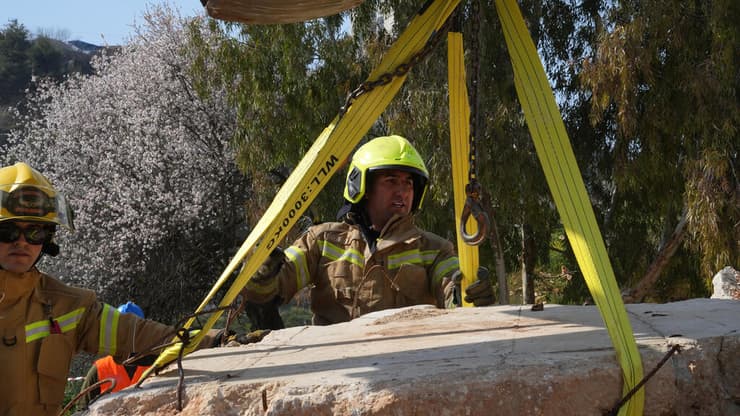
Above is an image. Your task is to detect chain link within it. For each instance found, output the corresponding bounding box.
[468,0,481,182]
[338,12,455,118]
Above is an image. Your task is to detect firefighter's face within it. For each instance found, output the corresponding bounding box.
[0,222,44,273]
[365,169,414,229]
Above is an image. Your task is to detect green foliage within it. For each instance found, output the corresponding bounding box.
[187,16,363,226]
[62,379,84,416]
[280,304,314,327]
[580,0,738,294]
[0,20,31,101]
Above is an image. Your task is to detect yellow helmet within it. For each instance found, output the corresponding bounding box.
[344,135,429,212]
[0,162,74,229]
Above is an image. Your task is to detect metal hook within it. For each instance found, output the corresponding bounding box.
[460,182,489,246]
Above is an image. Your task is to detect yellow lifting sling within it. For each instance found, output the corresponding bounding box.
[448,29,481,304]
[494,0,643,413]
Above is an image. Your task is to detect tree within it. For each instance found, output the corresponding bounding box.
[187,8,367,231]
[27,37,64,79]
[581,0,738,298]
[0,20,31,100]
[0,20,32,142]
[4,5,248,322]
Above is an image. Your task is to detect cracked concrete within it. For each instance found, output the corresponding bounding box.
[87,299,739,416]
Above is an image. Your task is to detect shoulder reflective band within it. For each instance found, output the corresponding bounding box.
[448,30,480,306]
[494,0,643,414]
[144,0,463,379]
[98,303,121,356]
[285,245,311,291]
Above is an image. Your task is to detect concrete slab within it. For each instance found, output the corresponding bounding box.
[87,299,739,416]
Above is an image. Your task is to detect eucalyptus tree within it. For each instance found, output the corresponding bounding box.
[187,11,368,235]
[580,0,738,299]
[4,5,248,322]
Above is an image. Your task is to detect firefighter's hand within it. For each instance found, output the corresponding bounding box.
[464,267,495,307]
[216,329,272,346]
[244,248,286,303]
[235,329,272,344]
[443,270,464,307]
[212,329,236,347]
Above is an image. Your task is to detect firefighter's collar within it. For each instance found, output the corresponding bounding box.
[0,268,40,307]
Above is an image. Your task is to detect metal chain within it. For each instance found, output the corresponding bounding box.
[58,378,117,416]
[468,0,481,182]
[605,344,682,416]
[338,12,455,118]
[460,0,490,246]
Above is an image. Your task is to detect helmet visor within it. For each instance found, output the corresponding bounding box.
[0,184,74,229]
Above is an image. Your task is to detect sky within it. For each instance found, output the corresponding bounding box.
[3,0,206,45]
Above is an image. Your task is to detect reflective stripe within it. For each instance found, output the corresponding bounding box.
[25,320,50,343]
[25,307,85,343]
[319,240,364,268]
[285,245,309,290]
[98,304,120,356]
[433,256,459,285]
[387,249,438,270]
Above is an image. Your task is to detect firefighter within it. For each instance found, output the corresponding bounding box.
[0,162,217,415]
[244,135,494,328]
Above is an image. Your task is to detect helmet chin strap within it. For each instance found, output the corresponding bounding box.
[31,253,44,268]
[31,241,59,267]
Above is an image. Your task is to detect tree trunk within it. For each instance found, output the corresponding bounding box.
[623,209,688,303]
[488,214,509,304]
[521,224,536,304]
[481,188,509,304]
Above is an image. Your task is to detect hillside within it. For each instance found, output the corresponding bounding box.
[0,20,109,143]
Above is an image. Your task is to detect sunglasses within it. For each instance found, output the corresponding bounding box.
[0,222,54,245]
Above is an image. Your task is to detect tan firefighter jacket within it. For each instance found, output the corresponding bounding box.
[0,268,183,416]
[247,213,460,325]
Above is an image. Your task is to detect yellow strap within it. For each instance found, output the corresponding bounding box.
[147,0,462,376]
[494,0,643,414]
[447,31,479,306]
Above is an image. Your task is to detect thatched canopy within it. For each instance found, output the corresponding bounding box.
[200,0,365,24]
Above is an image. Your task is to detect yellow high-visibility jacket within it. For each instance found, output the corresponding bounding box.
[247,214,460,325]
[0,268,176,416]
